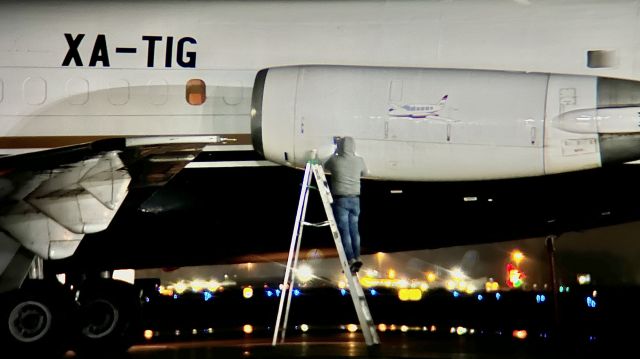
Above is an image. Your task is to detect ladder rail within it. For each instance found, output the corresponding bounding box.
[272,162,313,346]
[273,161,379,347]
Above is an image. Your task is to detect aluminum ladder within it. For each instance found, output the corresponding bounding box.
[272,160,380,346]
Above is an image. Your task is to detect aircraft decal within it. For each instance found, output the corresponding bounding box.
[388,94,449,119]
[62,33,197,68]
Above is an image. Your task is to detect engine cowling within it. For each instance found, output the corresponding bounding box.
[251,66,640,181]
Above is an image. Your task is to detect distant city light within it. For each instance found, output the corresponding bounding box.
[577,274,591,285]
[388,269,396,279]
[513,330,528,340]
[511,250,525,266]
[378,324,387,332]
[243,287,253,299]
[400,325,409,333]
[426,272,437,282]
[143,330,153,340]
[456,326,468,335]
[346,324,358,333]
[243,325,253,334]
[300,324,309,332]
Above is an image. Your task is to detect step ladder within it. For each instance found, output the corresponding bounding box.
[272,159,380,347]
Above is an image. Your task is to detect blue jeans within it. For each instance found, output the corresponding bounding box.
[332,196,361,262]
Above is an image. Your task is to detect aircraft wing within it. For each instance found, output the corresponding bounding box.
[0,135,232,265]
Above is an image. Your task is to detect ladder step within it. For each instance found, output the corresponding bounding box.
[302,221,331,227]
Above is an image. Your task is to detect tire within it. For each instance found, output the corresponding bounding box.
[75,279,142,353]
[0,279,75,357]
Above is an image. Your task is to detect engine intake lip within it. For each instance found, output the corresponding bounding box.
[250,69,268,159]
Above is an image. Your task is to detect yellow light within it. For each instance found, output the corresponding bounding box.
[512,250,525,266]
[513,330,528,340]
[360,276,376,288]
[451,267,465,280]
[192,329,197,335]
[174,281,188,295]
[158,286,174,296]
[456,326,468,335]
[388,269,396,279]
[300,324,309,332]
[398,288,422,301]
[206,280,220,292]
[389,324,397,331]
[400,325,409,333]
[426,272,437,282]
[378,324,387,332]
[420,283,429,292]
[338,281,346,289]
[243,287,253,299]
[346,324,358,333]
[143,330,153,340]
[243,325,253,334]
[430,325,436,332]
[190,279,206,292]
[446,280,457,291]
[465,285,476,294]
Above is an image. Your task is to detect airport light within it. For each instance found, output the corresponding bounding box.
[400,325,409,333]
[243,324,253,334]
[346,324,358,333]
[296,264,314,283]
[398,288,422,301]
[511,250,525,266]
[378,324,387,332]
[450,267,465,280]
[578,274,591,285]
[388,269,396,279]
[513,330,528,340]
[243,287,253,299]
[456,327,468,335]
[426,272,437,283]
[300,324,309,332]
[174,281,188,295]
[143,330,153,340]
[506,264,525,288]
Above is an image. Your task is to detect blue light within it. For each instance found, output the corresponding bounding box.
[586,296,597,308]
[370,289,378,296]
[340,289,347,296]
[495,293,501,300]
[536,294,541,304]
[203,291,213,302]
[145,297,150,303]
[293,289,301,296]
[559,286,564,293]
[173,294,178,300]
[477,294,483,301]
[266,290,274,297]
[453,291,460,298]
[275,289,281,297]
[540,294,546,302]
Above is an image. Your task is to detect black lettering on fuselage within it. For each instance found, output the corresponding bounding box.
[89,34,110,67]
[165,36,174,67]
[177,37,197,68]
[142,35,162,67]
[62,33,85,66]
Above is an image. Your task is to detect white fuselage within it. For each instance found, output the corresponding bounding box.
[2,0,640,177]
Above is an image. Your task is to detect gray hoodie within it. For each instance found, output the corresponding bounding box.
[323,136,368,196]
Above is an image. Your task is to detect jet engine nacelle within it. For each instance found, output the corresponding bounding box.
[251,66,640,181]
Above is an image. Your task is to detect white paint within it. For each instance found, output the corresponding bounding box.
[185,160,279,168]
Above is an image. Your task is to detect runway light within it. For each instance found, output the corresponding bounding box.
[243,324,253,334]
[495,293,501,300]
[586,297,597,308]
[340,289,347,296]
[378,324,387,332]
[477,294,484,301]
[296,264,314,283]
[389,324,397,331]
[513,330,528,340]
[578,274,591,285]
[293,288,301,296]
[456,327,468,335]
[266,290,274,297]
[192,329,198,335]
[430,325,437,332]
[453,291,460,298]
[143,330,153,340]
[275,289,281,297]
[174,281,188,295]
[400,325,409,333]
[203,291,213,302]
[370,289,378,296]
[207,328,213,334]
[346,324,358,333]
[243,287,253,299]
[300,324,309,332]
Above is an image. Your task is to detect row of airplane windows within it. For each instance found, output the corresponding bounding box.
[0,78,208,106]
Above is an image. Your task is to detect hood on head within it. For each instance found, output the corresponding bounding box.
[337,136,356,156]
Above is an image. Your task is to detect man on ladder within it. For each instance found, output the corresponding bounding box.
[324,136,368,274]
[272,136,378,347]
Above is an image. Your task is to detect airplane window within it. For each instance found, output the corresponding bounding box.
[587,50,615,68]
[186,79,206,105]
[598,77,640,107]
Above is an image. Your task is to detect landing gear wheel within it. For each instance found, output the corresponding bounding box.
[75,279,142,354]
[0,280,75,357]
